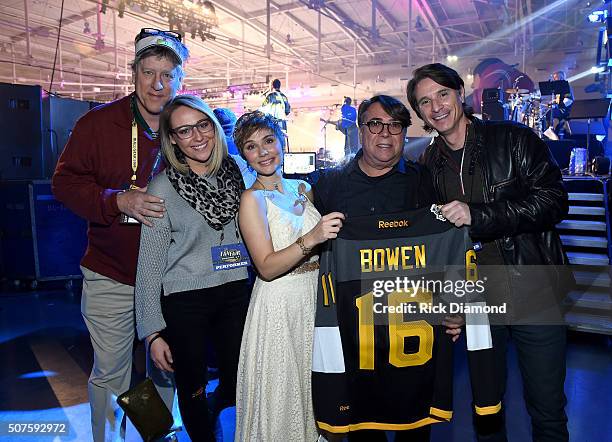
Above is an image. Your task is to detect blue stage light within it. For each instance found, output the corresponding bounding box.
[18,370,58,379]
[588,10,607,23]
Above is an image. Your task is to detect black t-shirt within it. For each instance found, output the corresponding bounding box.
[313,151,436,218]
[433,133,505,267]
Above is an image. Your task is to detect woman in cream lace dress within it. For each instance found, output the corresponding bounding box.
[233,111,344,441]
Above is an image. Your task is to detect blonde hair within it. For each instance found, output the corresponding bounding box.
[159,95,227,176]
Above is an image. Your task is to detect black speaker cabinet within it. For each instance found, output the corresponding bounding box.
[0,83,43,180]
[42,96,90,178]
[0,83,91,180]
[0,180,87,282]
[482,87,504,103]
[482,101,509,121]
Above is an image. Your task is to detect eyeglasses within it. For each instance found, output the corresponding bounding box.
[171,119,214,139]
[136,28,182,43]
[361,120,405,135]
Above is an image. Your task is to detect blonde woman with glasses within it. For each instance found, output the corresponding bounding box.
[134,95,251,442]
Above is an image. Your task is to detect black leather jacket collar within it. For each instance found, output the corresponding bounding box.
[422,116,570,268]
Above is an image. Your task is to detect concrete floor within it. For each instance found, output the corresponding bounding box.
[0,284,610,441]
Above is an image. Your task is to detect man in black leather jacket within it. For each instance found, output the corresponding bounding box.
[406,63,570,442]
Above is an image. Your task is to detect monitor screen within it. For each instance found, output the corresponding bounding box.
[283,152,316,174]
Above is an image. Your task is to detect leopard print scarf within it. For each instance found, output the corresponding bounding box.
[166,153,245,232]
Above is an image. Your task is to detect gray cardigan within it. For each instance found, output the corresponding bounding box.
[135,170,248,340]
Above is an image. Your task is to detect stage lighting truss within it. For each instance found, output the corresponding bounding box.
[115,0,219,41]
[193,82,269,101]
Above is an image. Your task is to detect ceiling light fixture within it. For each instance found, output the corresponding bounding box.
[116,0,218,42]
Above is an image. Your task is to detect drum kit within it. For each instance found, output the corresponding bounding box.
[505,87,552,138]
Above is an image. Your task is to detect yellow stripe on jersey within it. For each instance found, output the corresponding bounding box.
[474,402,502,415]
[327,273,336,303]
[321,274,329,306]
[430,407,453,420]
[317,413,451,433]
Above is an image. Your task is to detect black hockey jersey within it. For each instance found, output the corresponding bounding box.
[312,207,495,433]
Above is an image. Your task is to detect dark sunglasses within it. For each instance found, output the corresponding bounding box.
[136,28,182,43]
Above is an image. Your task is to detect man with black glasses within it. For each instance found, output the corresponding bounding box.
[313,95,462,442]
[52,29,188,442]
[314,95,433,218]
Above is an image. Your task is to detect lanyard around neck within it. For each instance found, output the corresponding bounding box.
[130,119,138,189]
[129,95,164,189]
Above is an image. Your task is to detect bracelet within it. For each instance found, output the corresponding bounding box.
[147,333,163,350]
[295,235,313,256]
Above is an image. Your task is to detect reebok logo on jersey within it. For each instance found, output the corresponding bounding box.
[378,219,410,229]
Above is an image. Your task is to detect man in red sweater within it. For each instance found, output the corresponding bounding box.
[52,29,188,442]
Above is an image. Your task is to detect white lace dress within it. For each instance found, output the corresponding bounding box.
[235,192,321,442]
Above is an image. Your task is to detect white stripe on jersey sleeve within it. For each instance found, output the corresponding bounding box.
[312,326,346,373]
